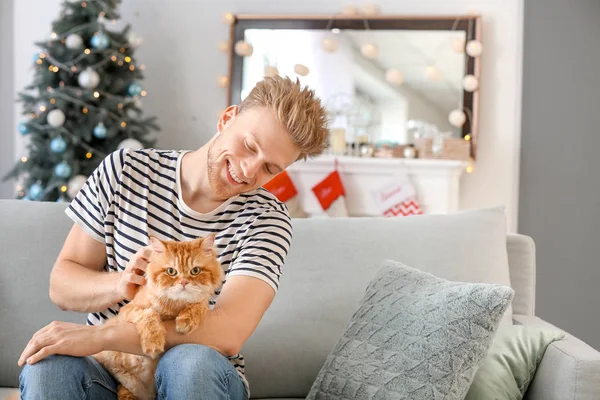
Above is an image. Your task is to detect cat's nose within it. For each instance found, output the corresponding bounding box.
[180,280,188,287]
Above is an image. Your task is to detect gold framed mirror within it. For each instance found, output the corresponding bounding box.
[226,14,481,159]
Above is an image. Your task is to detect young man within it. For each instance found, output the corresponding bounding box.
[17,76,329,399]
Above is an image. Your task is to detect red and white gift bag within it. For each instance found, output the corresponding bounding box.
[263,171,308,218]
[371,175,423,217]
[311,170,348,217]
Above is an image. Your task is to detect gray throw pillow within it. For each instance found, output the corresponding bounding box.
[306,259,515,400]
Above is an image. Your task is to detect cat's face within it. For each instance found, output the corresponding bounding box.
[146,234,224,302]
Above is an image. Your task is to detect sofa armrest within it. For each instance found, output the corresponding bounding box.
[513,315,600,400]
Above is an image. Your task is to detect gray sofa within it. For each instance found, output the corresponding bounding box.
[0,200,599,399]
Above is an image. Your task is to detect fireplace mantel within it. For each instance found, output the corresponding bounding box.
[286,155,468,217]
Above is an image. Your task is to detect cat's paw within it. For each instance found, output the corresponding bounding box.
[176,314,199,335]
[140,330,166,359]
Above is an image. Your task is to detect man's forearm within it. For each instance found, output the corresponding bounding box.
[102,308,240,358]
[50,261,120,313]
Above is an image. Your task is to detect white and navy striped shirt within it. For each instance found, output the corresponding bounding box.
[65,148,293,391]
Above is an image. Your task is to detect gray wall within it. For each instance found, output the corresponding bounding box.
[0,0,14,198]
[520,0,600,350]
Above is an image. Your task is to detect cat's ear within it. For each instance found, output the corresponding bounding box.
[200,233,216,256]
[150,236,166,254]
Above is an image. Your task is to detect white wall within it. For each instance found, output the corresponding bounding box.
[9,0,523,231]
[0,0,14,198]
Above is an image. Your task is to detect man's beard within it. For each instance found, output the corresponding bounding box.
[206,140,235,199]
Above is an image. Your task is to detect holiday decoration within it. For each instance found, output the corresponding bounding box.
[93,123,107,139]
[360,43,378,59]
[234,40,253,57]
[449,109,467,127]
[118,138,143,149]
[127,82,143,97]
[91,32,110,50]
[322,37,339,53]
[263,171,308,218]
[370,176,423,217]
[462,74,479,92]
[18,123,29,135]
[47,109,66,128]
[466,40,483,57]
[54,161,72,179]
[50,137,67,153]
[452,37,465,53]
[264,66,279,77]
[385,68,404,85]
[3,0,158,201]
[67,175,87,199]
[311,168,348,218]
[294,64,310,76]
[78,67,100,89]
[65,33,83,49]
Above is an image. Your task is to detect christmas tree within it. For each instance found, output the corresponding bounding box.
[4,0,159,202]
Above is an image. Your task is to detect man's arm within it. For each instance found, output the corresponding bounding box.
[102,275,275,357]
[50,223,148,313]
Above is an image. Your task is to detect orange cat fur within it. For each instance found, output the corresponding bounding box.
[92,234,224,400]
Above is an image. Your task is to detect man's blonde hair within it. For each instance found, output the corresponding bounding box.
[239,76,329,161]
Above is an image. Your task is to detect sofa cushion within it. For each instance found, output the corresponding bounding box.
[306,259,514,400]
[465,325,565,399]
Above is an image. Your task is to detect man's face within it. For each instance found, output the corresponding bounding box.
[206,105,301,200]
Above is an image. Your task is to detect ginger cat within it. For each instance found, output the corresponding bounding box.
[92,234,224,400]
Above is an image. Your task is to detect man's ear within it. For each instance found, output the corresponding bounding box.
[217,105,239,133]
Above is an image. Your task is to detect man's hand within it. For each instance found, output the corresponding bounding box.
[18,321,110,366]
[113,246,152,302]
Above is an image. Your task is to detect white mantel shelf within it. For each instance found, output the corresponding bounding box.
[287,155,468,217]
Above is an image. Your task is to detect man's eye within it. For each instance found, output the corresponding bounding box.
[264,165,273,174]
[245,140,255,153]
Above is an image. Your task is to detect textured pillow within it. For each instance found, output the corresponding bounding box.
[306,259,515,400]
[465,325,565,399]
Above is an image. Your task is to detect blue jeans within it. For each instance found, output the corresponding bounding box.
[19,344,248,400]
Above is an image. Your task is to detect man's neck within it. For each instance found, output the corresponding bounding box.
[180,146,225,214]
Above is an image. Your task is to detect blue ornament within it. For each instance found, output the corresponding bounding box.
[54,162,72,179]
[32,51,41,62]
[91,33,110,50]
[127,82,143,97]
[50,137,67,153]
[29,183,44,200]
[18,123,29,135]
[93,123,107,139]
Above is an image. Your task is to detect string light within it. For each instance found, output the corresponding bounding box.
[139,65,146,70]
[118,61,124,66]
[51,32,58,39]
[466,165,474,174]
[84,49,91,55]
[18,191,25,197]
[111,55,117,62]
[16,185,22,191]
[61,39,66,44]
[129,65,135,71]
[124,56,131,63]
[36,59,43,65]
[50,98,56,104]
[52,66,59,72]
[465,134,472,141]
[117,103,123,109]
[81,1,87,8]
[39,53,46,59]
[39,105,47,112]
[82,107,89,114]
[71,66,78,72]
[48,65,54,71]
[47,86,53,92]
[93,91,100,98]
[140,91,147,97]
[86,152,93,159]
[21,156,28,163]
[99,11,105,18]
[61,185,68,192]
[120,121,127,128]
[59,81,65,87]
[119,48,126,53]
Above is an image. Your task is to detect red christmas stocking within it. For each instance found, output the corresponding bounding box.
[370,175,423,217]
[263,171,308,218]
[312,170,348,217]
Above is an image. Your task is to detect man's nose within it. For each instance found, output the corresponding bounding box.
[241,157,261,180]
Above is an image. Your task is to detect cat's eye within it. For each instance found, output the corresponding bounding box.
[166,268,178,276]
[190,267,201,276]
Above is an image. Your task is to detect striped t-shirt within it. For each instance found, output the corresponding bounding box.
[65,148,293,392]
